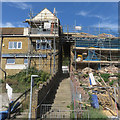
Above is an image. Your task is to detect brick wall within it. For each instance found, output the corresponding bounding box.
[31,72,63,118]
[2,37,28,54]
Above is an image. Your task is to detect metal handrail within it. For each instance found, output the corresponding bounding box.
[7,84,37,119]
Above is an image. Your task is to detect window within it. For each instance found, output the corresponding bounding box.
[36,40,51,50]
[18,42,22,49]
[24,58,28,64]
[7,58,15,64]
[8,42,22,49]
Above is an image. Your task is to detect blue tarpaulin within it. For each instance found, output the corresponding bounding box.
[0,101,20,120]
[91,94,99,109]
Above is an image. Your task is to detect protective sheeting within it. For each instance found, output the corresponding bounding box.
[89,73,97,86]
[91,94,99,109]
[44,22,51,29]
[6,84,13,102]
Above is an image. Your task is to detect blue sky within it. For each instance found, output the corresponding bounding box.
[2,2,118,34]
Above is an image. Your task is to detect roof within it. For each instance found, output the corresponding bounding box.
[72,32,98,38]
[1,28,24,35]
[98,33,115,38]
[25,8,58,22]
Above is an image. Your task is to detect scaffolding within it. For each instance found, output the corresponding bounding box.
[25,8,59,75]
[61,25,120,70]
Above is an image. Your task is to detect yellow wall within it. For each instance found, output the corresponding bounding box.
[2,37,29,54]
[1,36,59,79]
[1,58,25,77]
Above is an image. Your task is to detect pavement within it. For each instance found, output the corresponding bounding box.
[0,92,22,111]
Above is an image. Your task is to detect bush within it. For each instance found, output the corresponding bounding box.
[109,80,114,86]
[98,79,102,82]
[0,79,4,83]
[101,73,110,82]
[5,67,50,92]
[84,74,89,78]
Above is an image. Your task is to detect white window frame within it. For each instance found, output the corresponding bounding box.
[36,40,51,50]
[7,58,15,64]
[8,41,22,49]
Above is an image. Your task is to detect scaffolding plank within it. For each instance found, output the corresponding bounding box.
[74,47,120,51]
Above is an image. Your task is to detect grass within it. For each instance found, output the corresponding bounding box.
[2,67,50,93]
[87,107,108,119]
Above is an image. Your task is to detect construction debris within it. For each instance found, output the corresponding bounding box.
[99,65,118,74]
[72,65,119,117]
[81,67,95,74]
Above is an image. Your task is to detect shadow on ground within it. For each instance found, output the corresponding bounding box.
[36,73,69,118]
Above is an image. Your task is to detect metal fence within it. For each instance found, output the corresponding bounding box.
[39,104,89,119]
[70,69,119,119]
[62,25,118,37]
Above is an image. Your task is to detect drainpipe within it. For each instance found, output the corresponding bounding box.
[0,35,3,70]
[0,67,6,80]
[0,35,6,80]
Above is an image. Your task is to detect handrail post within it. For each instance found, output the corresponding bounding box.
[7,102,11,119]
[35,108,37,120]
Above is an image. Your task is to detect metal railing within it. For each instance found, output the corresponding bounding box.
[70,69,119,119]
[62,25,118,37]
[7,84,36,119]
[29,28,59,35]
[39,104,89,119]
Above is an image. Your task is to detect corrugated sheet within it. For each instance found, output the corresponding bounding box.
[1,28,24,35]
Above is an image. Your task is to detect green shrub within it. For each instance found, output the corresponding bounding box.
[67,105,70,108]
[101,73,110,82]
[0,79,4,83]
[5,67,50,92]
[98,79,102,82]
[84,74,89,78]
[109,80,114,86]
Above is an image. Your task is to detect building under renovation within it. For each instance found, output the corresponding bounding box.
[0,8,120,79]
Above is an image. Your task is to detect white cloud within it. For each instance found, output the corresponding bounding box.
[9,2,32,10]
[0,21,28,27]
[76,10,110,21]
[18,24,26,27]
[76,10,88,16]
[89,15,110,21]
[0,22,15,27]
[92,21,118,30]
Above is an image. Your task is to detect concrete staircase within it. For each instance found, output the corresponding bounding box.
[53,77,71,109]
[44,77,72,118]
[15,109,29,119]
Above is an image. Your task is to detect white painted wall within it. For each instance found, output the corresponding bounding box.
[24,28,28,36]
[33,8,57,21]
[5,64,28,69]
